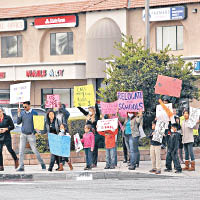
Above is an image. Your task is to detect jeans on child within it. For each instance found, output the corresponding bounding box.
[166,149,182,171]
[84,148,92,168]
[106,148,115,167]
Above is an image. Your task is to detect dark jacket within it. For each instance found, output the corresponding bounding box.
[166,132,180,153]
[148,130,161,146]
[77,103,100,132]
[56,108,70,132]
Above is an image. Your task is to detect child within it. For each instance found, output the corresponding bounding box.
[164,123,182,173]
[81,124,95,170]
[98,115,118,169]
[149,120,162,174]
[57,124,73,171]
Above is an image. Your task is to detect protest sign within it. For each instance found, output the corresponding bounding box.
[117,91,144,117]
[48,133,71,157]
[97,118,118,132]
[152,120,166,143]
[33,115,44,130]
[74,85,95,107]
[100,101,118,115]
[45,94,60,108]
[188,107,200,128]
[155,75,182,97]
[74,133,83,153]
[10,82,31,104]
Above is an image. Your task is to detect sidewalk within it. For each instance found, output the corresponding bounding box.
[0,159,200,181]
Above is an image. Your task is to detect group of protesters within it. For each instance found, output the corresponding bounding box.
[0,97,199,174]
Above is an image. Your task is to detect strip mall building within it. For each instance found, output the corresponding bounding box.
[0,0,200,107]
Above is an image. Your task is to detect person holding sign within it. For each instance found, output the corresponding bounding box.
[77,103,101,168]
[181,110,200,171]
[119,111,143,170]
[0,107,19,171]
[16,101,46,172]
[97,115,118,169]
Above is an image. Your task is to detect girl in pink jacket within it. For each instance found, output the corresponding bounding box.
[81,124,95,170]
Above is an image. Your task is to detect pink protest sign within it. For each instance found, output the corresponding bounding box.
[117,91,144,117]
[155,75,182,98]
[45,95,60,108]
[100,101,118,115]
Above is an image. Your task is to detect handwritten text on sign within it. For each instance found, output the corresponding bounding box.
[100,101,118,115]
[10,82,31,104]
[74,85,95,107]
[117,91,144,116]
[97,118,118,132]
[45,94,60,108]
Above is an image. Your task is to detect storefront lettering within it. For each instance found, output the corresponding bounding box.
[26,69,64,78]
[49,69,64,77]
[0,72,6,79]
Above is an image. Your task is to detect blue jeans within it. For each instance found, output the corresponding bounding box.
[106,148,115,167]
[184,143,195,161]
[126,135,140,167]
[84,148,92,168]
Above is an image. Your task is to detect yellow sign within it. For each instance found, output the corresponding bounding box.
[74,84,95,107]
[33,115,45,130]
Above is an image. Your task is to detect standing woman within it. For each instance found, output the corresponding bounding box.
[119,111,143,170]
[0,107,19,171]
[181,110,199,171]
[78,103,100,167]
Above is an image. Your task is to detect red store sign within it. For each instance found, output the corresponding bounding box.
[26,69,64,78]
[34,15,78,29]
[0,72,6,79]
[0,20,26,32]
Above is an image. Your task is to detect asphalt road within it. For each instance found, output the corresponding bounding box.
[0,176,200,200]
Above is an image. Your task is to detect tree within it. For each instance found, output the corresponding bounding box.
[98,35,199,117]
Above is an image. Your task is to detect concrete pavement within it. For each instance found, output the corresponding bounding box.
[0,159,200,181]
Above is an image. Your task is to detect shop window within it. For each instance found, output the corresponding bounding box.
[41,88,74,108]
[1,35,22,58]
[50,32,73,55]
[156,26,183,51]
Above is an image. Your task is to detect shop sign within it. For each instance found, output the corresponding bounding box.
[34,15,78,29]
[26,69,64,78]
[0,19,26,32]
[0,100,10,104]
[194,61,200,72]
[143,6,186,22]
[0,72,6,79]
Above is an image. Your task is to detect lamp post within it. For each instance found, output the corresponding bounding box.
[145,0,150,50]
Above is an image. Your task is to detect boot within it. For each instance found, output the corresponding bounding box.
[0,166,4,171]
[68,161,73,170]
[14,159,19,169]
[57,163,64,171]
[183,160,190,171]
[188,161,195,171]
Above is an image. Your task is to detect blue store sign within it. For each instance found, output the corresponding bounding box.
[194,61,200,72]
[143,6,187,22]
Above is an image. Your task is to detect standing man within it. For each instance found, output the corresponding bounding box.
[16,101,46,171]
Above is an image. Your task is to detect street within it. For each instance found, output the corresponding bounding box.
[0,176,200,200]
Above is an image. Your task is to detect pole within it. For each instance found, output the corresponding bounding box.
[145,0,150,50]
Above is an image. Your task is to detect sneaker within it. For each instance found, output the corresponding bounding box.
[149,169,157,173]
[155,170,161,174]
[84,167,89,170]
[123,160,127,163]
[16,167,24,172]
[0,166,4,171]
[110,166,115,169]
[41,164,46,170]
[48,168,52,172]
[104,166,110,169]
[128,166,136,170]
[164,168,172,172]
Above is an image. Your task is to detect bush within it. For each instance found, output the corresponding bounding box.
[36,134,49,153]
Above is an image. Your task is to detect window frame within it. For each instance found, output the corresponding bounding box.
[156,25,183,51]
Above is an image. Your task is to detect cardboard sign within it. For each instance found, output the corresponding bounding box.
[117,91,144,117]
[74,133,83,153]
[48,133,71,157]
[74,85,95,107]
[10,82,31,104]
[155,75,182,97]
[97,118,118,132]
[33,115,44,130]
[100,101,118,115]
[45,94,60,108]
[188,107,200,128]
[152,120,166,143]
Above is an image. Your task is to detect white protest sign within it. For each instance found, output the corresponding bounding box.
[188,107,200,128]
[10,82,31,104]
[97,118,118,132]
[74,133,83,153]
[152,120,166,143]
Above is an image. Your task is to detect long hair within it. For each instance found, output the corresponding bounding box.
[46,109,56,125]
